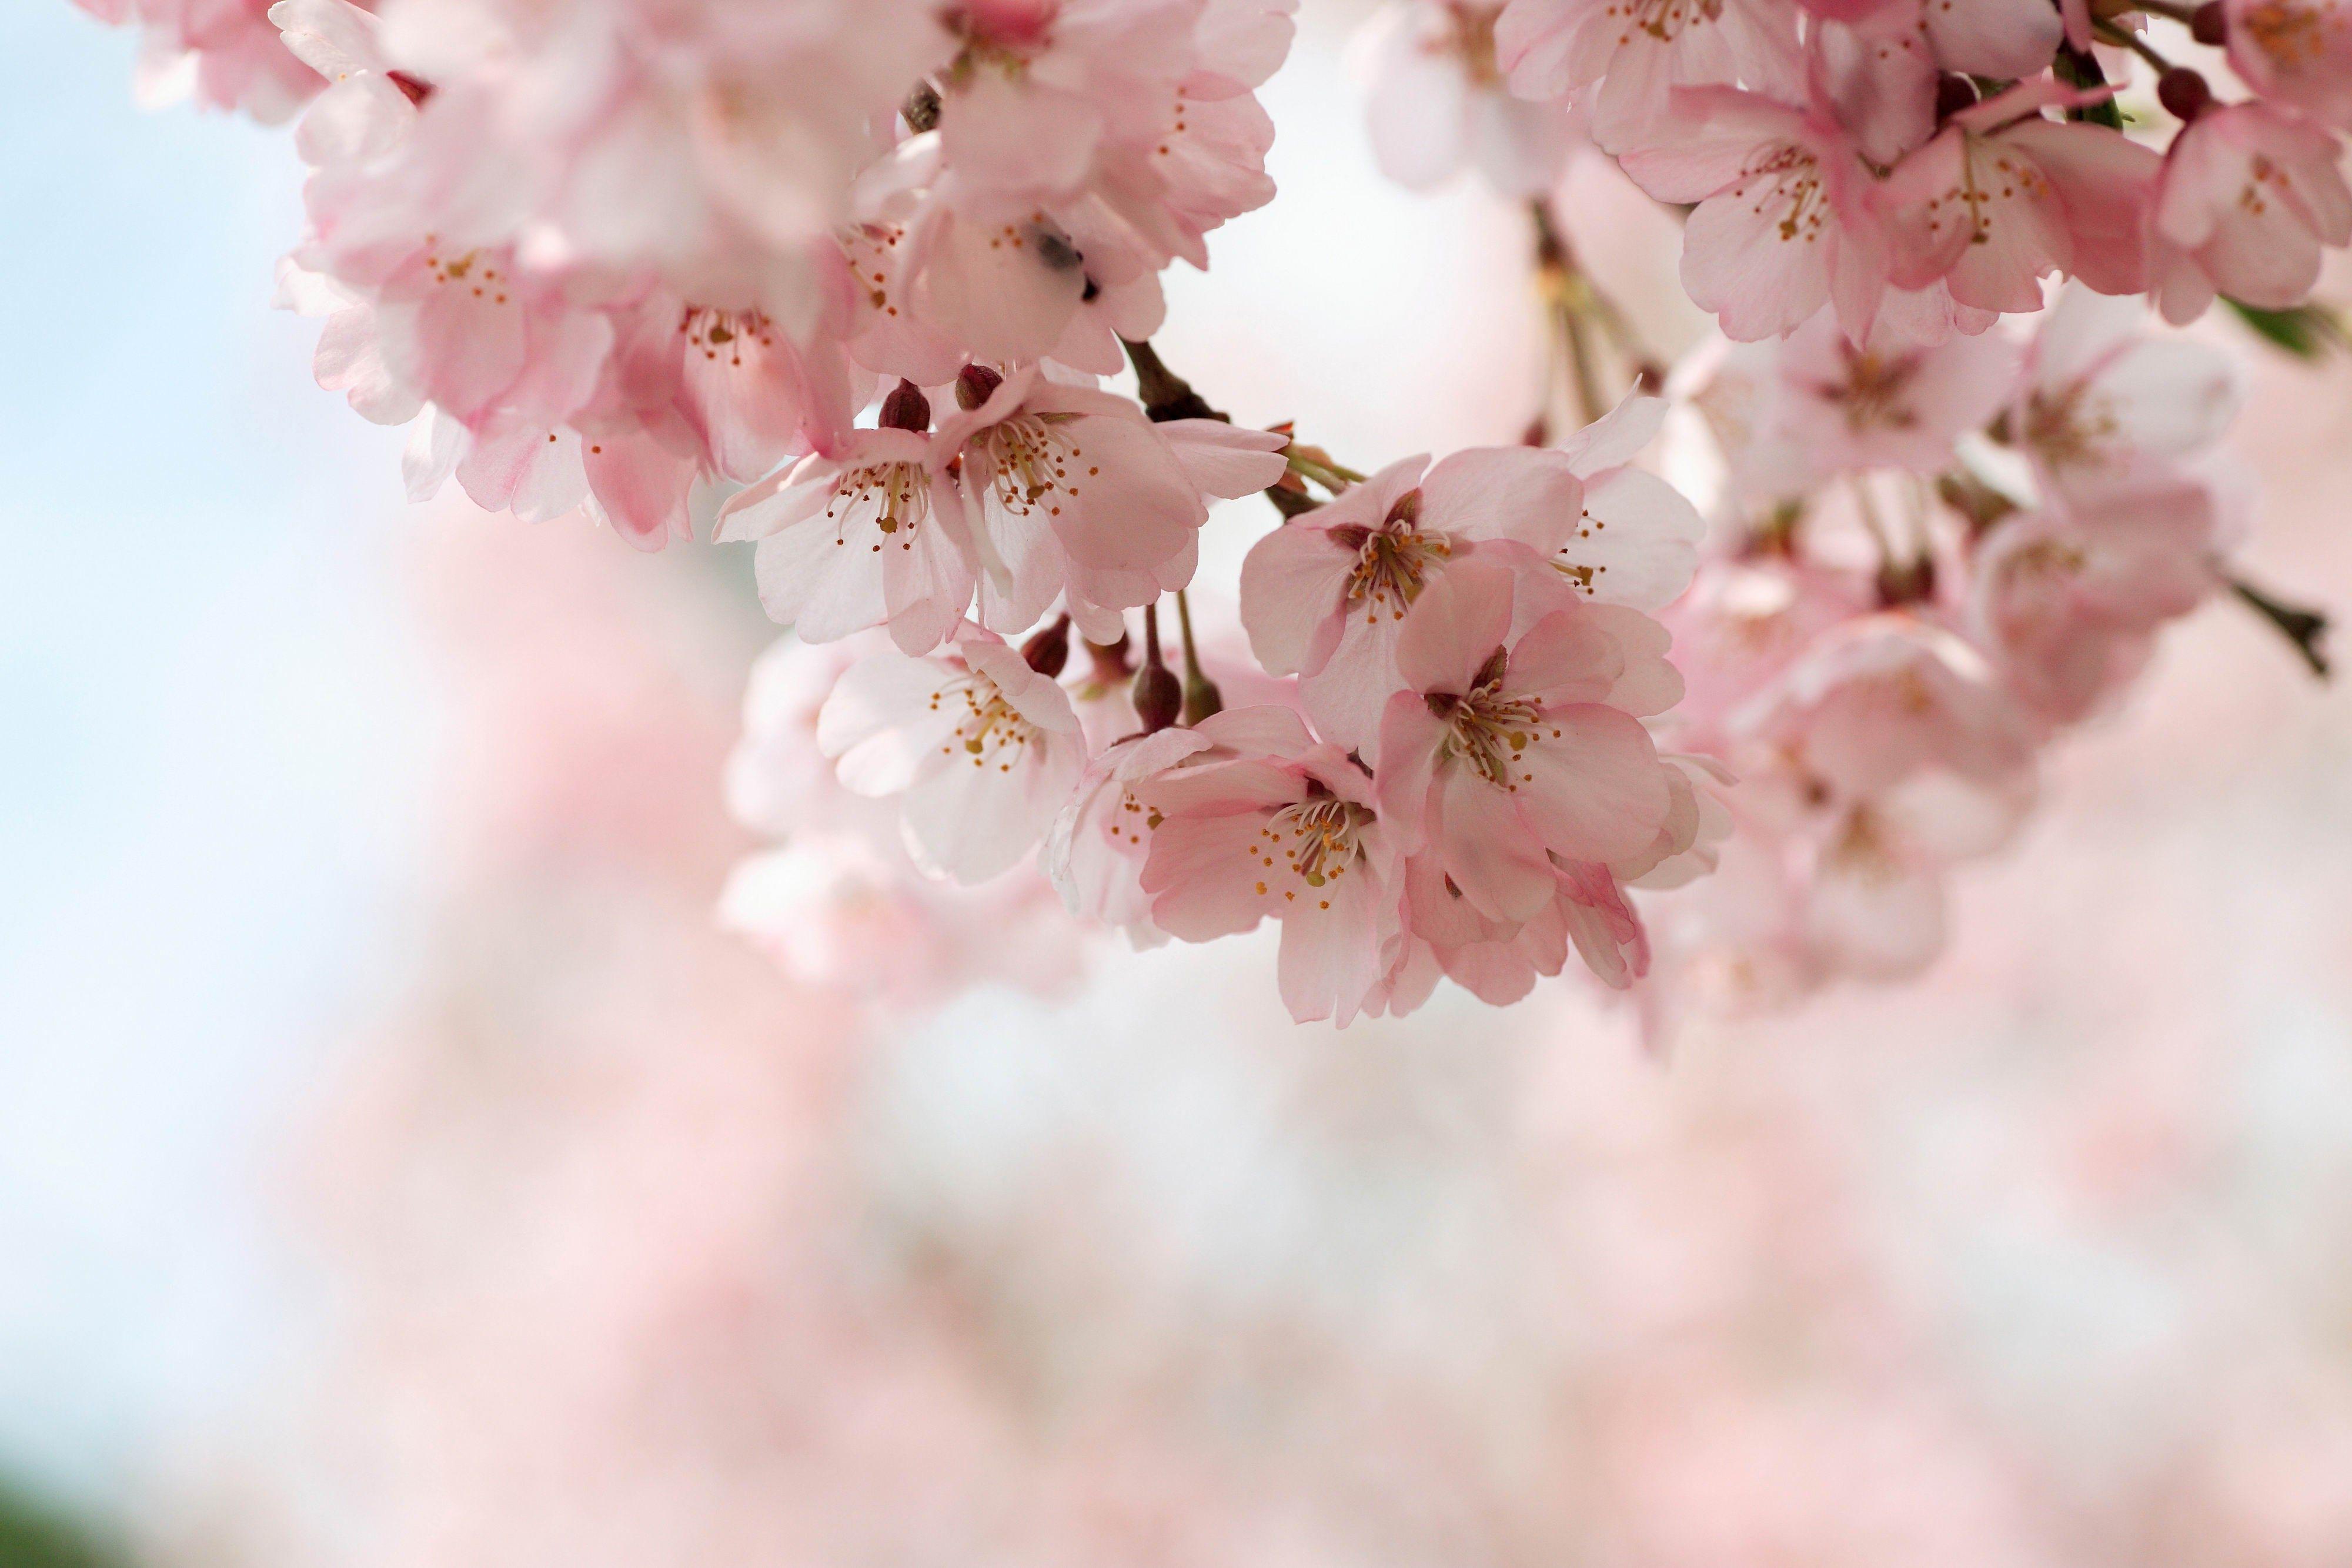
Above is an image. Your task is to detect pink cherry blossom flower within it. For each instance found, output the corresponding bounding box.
[2226,0,2352,131]
[602,289,864,489]
[1970,482,2221,723]
[1738,613,2033,804]
[1044,699,1328,944]
[1374,559,1681,925]
[2013,285,2239,504]
[1656,557,1874,743]
[2150,102,2352,324]
[1043,724,1221,944]
[1617,85,1892,343]
[844,0,1290,375]
[716,416,980,657]
[370,0,954,326]
[1765,306,2021,478]
[1134,706,1408,1024]
[938,364,1287,641]
[1549,394,1708,610]
[1880,81,2161,313]
[1240,450,1559,756]
[816,628,1087,883]
[105,0,329,122]
[1495,0,1806,152]
[1352,1,1583,194]
[1777,762,2031,978]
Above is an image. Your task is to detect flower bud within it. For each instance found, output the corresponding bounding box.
[955,363,1004,410]
[2191,1,2227,45]
[1132,662,1183,733]
[1021,615,1071,678]
[2159,67,2211,123]
[1182,667,1223,725]
[879,379,931,433]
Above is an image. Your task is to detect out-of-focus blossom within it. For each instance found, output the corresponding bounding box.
[1352,1,1583,193]
[2151,102,2352,323]
[1495,0,1805,151]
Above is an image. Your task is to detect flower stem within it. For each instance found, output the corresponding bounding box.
[2094,19,2176,73]
[2229,575,2333,678]
[1173,589,1222,722]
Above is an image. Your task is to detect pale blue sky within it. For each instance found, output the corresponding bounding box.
[0,1,436,1512]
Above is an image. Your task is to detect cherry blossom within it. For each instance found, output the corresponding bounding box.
[716,394,978,657]
[938,363,1288,641]
[1374,559,1681,925]
[1241,406,1690,757]
[1765,306,2020,479]
[2226,0,2352,130]
[817,627,1087,884]
[1618,83,1893,342]
[85,0,2340,1024]
[2151,102,2352,323]
[1134,706,1408,1024]
[1495,0,1806,151]
[1970,483,2222,723]
[1352,0,1583,193]
[2012,285,2239,504]
[1880,82,2160,314]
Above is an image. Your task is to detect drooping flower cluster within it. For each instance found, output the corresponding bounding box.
[245,0,1299,547]
[1642,282,2243,1012]
[77,0,2335,1026]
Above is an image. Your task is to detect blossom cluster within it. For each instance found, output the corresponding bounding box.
[77,0,2334,1027]
[1364,0,2352,337]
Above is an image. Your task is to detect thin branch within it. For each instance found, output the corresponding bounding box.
[2094,18,2176,73]
[2229,575,2332,678]
[1172,589,1222,721]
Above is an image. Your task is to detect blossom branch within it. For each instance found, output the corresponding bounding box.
[2229,576,2334,678]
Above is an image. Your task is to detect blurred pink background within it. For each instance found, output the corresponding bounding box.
[8,3,2352,1563]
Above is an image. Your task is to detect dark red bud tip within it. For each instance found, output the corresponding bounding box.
[2191,1,2228,46]
[880,379,931,432]
[954,363,1004,411]
[2159,67,2213,123]
[1132,663,1182,734]
[1021,615,1071,678]
[1933,71,1980,122]
[386,70,433,107]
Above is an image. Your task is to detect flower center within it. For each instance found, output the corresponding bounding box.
[1733,143,1826,245]
[681,306,773,366]
[829,462,931,552]
[2241,0,2334,68]
[1433,661,1549,790]
[1822,348,1923,434]
[930,674,1040,773]
[1608,0,1727,47]
[1254,793,1374,900]
[1339,521,1451,623]
[2020,385,2120,473]
[981,412,1089,521]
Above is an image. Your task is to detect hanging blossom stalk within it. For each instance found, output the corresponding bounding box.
[79,0,2337,1029]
